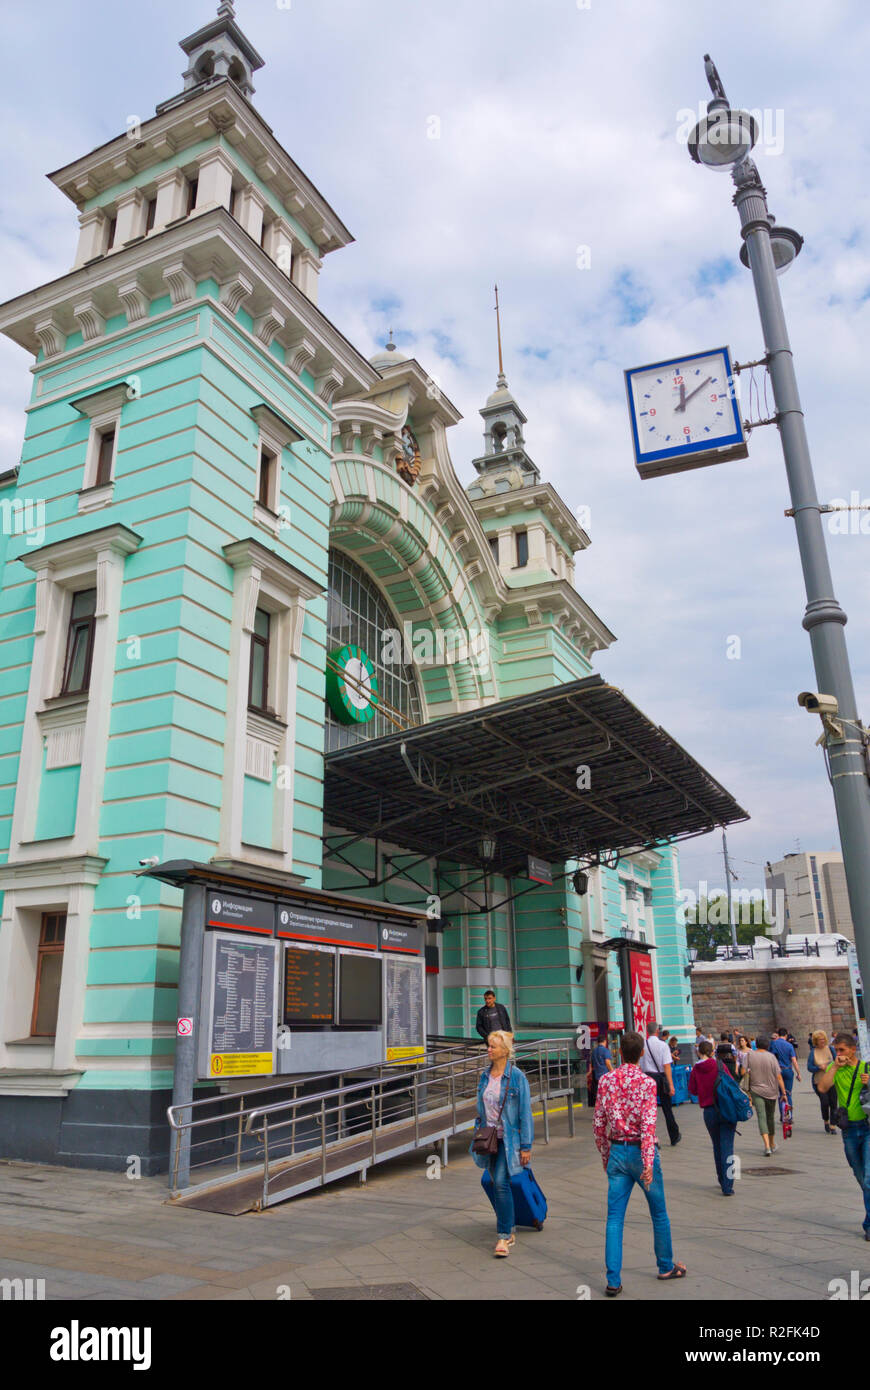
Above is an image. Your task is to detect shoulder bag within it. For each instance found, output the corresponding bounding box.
[833,1061,867,1129]
[473,1064,512,1155]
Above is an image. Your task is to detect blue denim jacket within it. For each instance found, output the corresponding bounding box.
[469,1062,534,1176]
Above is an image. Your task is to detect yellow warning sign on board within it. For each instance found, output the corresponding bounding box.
[210,1053,273,1077]
[386,1046,426,1063]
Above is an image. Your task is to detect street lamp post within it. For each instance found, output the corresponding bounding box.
[688,57,870,1045]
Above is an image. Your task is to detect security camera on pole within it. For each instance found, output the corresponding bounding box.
[683,56,870,1050]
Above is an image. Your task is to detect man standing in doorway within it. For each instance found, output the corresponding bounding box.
[815,1032,870,1240]
[475,989,512,1043]
[640,1025,681,1146]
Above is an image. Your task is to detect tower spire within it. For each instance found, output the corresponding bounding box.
[217,1,236,17]
[494,284,506,387]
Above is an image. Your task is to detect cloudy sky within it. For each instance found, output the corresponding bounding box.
[1,0,868,909]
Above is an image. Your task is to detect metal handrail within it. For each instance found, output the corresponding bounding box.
[166,1036,578,1205]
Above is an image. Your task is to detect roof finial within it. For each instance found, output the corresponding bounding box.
[217,0,235,19]
[494,284,506,387]
[386,327,396,352]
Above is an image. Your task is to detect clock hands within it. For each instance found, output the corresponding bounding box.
[675,375,712,412]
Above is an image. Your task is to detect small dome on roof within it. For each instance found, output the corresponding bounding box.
[370,334,408,371]
[485,372,517,408]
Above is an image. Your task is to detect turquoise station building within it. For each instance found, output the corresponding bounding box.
[0,4,744,1170]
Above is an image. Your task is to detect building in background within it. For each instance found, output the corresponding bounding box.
[765,852,855,942]
[0,3,743,1170]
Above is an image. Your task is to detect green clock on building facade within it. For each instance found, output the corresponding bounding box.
[325,646,379,724]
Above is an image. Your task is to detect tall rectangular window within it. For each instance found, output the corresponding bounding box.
[94,426,116,487]
[31,912,67,1037]
[60,589,97,696]
[186,177,199,215]
[145,197,157,232]
[258,445,277,510]
[248,608,271,712]
[489,536,500,563]
[515,530,528,568]
[105,215,117,251]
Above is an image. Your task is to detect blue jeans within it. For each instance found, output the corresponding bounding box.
[605,1145,674,1288]
[842,1120,870,1232]
[703,1106,736,1194]
[488,1140,515,1238]
[780,1068,794,1109]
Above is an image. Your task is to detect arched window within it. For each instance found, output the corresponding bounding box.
[326,549,422,752]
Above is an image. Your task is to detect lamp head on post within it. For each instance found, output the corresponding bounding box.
[688,55,758,171]
[739,218,804,275]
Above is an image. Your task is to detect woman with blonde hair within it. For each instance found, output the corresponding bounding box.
[807,1029,838,1134]
[469,1029,534,1257]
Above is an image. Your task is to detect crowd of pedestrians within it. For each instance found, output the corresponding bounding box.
[470,988,869,1291]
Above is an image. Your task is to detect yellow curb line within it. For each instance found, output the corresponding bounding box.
[531,1102,585,1118]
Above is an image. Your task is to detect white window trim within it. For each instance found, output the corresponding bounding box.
[220,538,322,871]
[250,402,301,536]
[0,854,106,1079]
[72,382,129,513]
[13,525,142,862]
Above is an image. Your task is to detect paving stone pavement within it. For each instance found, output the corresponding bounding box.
[0,1075,867,1302]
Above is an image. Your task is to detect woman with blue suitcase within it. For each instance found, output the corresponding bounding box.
[469,1030,539,1257]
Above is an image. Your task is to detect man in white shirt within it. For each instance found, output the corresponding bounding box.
[640,1026,682,1146]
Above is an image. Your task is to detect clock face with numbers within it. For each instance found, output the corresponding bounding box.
[625,346,748,480]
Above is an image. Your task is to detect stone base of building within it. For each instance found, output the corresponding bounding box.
[690,957,857,1043]
[0,1089,175,1175]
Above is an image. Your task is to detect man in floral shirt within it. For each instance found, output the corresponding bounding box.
[593,1030,686,1296]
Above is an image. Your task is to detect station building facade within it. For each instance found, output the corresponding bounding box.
[0,5,702,1169]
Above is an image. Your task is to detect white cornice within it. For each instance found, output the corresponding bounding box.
[17,522,142,575]
[222,536,324,604]
[469,480,590,553]
[0,209,378,401]
[47,81,353,255]
[0,853,108,892]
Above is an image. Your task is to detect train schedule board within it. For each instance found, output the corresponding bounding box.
[385,956,425,1062]
[283,943,336,1026]
[199,932,279,1079]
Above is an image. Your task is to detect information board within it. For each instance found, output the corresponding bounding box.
[276,904,377,949]
[385,956,425,1062]
[206,893,274,935]
[283,944,336,1025]
[380,922,422,955]
[201,933,278,1078]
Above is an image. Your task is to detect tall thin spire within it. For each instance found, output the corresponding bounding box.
[494,284,506,385]
[217,1,236,17]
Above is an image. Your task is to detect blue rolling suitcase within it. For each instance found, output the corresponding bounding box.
[481,1166,548,1230]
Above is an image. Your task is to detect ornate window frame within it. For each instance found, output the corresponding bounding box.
[13,524,142,861]
[220,537,322,870]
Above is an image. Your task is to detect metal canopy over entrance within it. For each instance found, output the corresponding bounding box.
[324,674,749,874]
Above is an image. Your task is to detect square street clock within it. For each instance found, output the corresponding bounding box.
[625,346,748,480]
